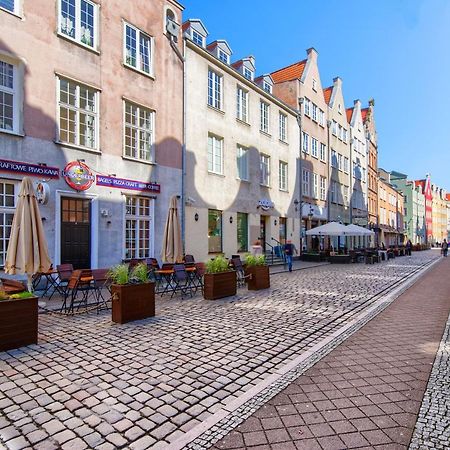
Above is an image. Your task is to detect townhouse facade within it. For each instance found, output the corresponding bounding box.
[0,0,184,269]
[447,193,450,241]
[431,183,447,244]
[415,177,433,244]
[183,20,301,262]
[271,49,329,251]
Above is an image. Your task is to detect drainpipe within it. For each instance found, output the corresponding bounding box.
[169,36,186,252]
[326,120,331,223]
[296,98,304,256]
[349,132,353,225]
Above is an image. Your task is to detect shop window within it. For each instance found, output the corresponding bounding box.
[0,180,16,267]
[125,196,153,259]
[237,212,248,252]
[208,209,222,253]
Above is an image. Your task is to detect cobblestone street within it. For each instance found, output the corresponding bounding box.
[0,253,443,449]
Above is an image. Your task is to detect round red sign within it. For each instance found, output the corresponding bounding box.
[62,161,94,191]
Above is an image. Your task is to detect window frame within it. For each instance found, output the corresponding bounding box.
[320,142,326,162]
[58,0,99,51]
[260,153,270,187]
[0,0,19,15]
[0,59,19,134]
[192,29,205,47]
[312,103,318,122]
[302,131,309,153]
[218,49,229,64]
[0,179,18,268]
[236,144,249,181]
[243,67,253,81]
[279,112,287,142]
[304,98,311,116]
[260,101,270,134]
[207,133,223,175]
[320,176,327,201]
[279,160,288,192]
[302,169,310,197]
[236,85,248,123]
[312,173,319,199]
[208,68,223,110]
[123,21,154,77]
[311,137,318,158]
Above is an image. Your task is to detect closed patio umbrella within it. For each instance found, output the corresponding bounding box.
[4,177,52,292]
[161,195,183,263]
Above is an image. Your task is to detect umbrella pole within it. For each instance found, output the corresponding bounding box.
[27,274,33,293]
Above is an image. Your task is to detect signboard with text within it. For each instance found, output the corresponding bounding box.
[0,158,59,179]
[96,175,161,194]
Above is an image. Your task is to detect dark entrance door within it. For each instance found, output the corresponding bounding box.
[279,217,287,245]
[61,197,91,269]
[259,216,267,253]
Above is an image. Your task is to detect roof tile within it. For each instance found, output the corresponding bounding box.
[346,107,354,123]
[323,87,333,105]
[271,60,307,83]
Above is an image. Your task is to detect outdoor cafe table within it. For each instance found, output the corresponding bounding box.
[155,266,198,296]
[32,269,62,299]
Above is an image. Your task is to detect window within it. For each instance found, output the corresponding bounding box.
[302,169,310,197]
[319,109,325,126]
[279,161,288,191]
[320,176,327,201]
[338,153,343,171]
[124,23,153,75]
[0,181,16,267]
[208,209,222,253]
[331,149,337,168]
[125,196,153,259]
[0,0,17,13]
[218,49,229,64]
[263,81,272,93]
[208,69,222,110]
[237,212,248,252]
[304,98,311,116]
[331,181,337,203]
[312,173,319,199]
[0,60,16,132]
[311,138,318,158]
[332,120,337,136]
[260,101,269,133]
[260,154,270,186]
[124,101,154,162]
[320,143,326,162]
[208,134,223,174]
[243,67,253,81]
[312,78,317,91]
[338,124,343,140]
[236,86,248,122]
[312,103,318,122]
[343,128,348,143]
[192,29,204,47]
[279,112,287,142]
[344,185,349,205]
[344,157,349,173]
[58,77,99,149]
[302,132,309,153]
[236,145,248,181]
[59,0,98,49]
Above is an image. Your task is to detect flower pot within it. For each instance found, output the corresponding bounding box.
[203,271,236,300]
[246,265,270,290]
[111,282,155,324]
[0,296,38,351]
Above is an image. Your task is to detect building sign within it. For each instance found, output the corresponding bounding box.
[96,175,161,194]
[257,199,274,211]
[63,161,94,191]
[0,158,59,179]
[36,182,50,205]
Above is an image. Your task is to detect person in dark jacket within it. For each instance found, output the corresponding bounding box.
[284,240,298,272]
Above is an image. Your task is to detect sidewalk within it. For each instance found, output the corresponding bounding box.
[213,257,450,449]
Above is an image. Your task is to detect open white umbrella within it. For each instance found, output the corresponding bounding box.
[305,221,350,236]
[345,224,375,236]
[4,177,52,292]
[161,195,183,263]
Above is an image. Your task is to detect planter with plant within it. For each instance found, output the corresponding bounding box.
[203,255,236,300]
[0,285,37,351]
[109,263,155,324]
[245,254,270,290]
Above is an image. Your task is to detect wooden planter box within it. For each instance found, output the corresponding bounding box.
[203,271,236,300]
[246,265,270,290]
[0,296,38,352]
[328,255,351,264]
[111,282,155,324]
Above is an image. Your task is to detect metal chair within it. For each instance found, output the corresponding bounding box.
[171,264,193,299]
[92,269,110,314]
[229,257,247,287]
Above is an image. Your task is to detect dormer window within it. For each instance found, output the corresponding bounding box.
[243,67,253,81]
[263,82,272,94]
[218,49,229,64]
[192,29,204,47]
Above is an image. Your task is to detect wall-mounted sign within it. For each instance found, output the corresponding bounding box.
[96,175,161,194]
[62,161,94,191]
[36,182,50,205]
[0,158,59,179]
[257,199,274,211]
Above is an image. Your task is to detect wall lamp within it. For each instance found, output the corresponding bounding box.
[274,219,277,226]
[194,213,199,222]
[229,216,233,224]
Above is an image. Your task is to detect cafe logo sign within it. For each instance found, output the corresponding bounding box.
[62,161,94,191]
[35,182,50,205]
[257,199,274,211]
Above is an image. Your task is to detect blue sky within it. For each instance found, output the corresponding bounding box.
[182,0,450,191]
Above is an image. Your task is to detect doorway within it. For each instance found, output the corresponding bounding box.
[279,217,287,245]
[61,197,91,269]
[259,216,267,253]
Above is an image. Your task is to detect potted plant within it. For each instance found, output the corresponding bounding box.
[203,255,236,300]
[245,254,270,290]
[0,288,38,352]
[109,263,155,324]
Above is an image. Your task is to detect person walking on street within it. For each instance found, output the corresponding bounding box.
[406,239,412,256]
[284,240,298,272]
[442,239,448,257]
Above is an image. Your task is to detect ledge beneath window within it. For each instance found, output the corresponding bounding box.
[0,7,22,19]
[279,139,289,146]
[122,156,157,166]
[207,105,225,115]
[57,32,101,55]
[208,171,225,178]
[54,140,102,155]
[236,118,250,127]
[122,63,155,80]
[0,129,25,138]
[259,130,272,138]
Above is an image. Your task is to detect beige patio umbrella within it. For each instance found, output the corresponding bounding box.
[161,195,183,263]
[4,177,52,292]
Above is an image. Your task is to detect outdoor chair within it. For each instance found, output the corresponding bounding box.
[62,269,95,314]
[193,262,205,293]
[183,254,196,267]
[55,263,74,299]
[92,269,110,314]
[171,264,194,299]
[229,257,248,287]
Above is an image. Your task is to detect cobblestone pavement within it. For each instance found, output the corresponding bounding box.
[0,252,439,449]
[409,293,450,449]
[212,256,450,450]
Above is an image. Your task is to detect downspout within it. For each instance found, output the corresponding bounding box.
[297,98,304,256]
[326,120,331,223]
[349,130,353,225]
[169,37,186,252]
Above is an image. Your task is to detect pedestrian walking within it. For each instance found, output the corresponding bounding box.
[405,239,412,256]
[441,239,448,257]
[284,240,298,272]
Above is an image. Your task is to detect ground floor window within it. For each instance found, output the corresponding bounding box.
[125,196,153,259]
[237,212,248,252]
[0,180,16,267]
[208,209,222,253]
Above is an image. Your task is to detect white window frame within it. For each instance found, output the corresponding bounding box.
[338,153,343,171]
[311,137,318,158]
[243,67,253,81]
[279,112,287,142]
[123,22,154,77]
[0,180,18,268]
[0,59,19,134]
[332,120,337,136]
[320,176,327,201]
[331,149,337,168]
[236,144,249,181]
[331,181,337,203]
[207,134,223,175]
[304,98,311,116]
[260,101,270,134]
[319,109,325,126]
[302,132,309,153]
[192,29,205,47]
[260,154,270,186]
[57,75,99,151]
[263,81,272,93]
[208,69,223,110]
[124,195,154,260]
[320,143,326,162]
[123,100,155,163]
[0,0,19,15]
[302,169,310,197]
[312,103,318,122]
[58,0,99,50]
[344,185,349,206]
[312,173,319,199]
[279,161,288,191]
[343,156,349,174]
[312,78,317,92]
[218,49,229,64]
[236,86,248,122]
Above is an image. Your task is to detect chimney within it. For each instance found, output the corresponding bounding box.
[333,76,342,88]
[306,47,318,61]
